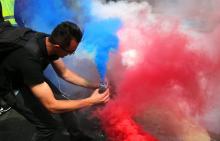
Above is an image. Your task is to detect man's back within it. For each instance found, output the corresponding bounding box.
[0,24,50,98]
[0,47,38,94]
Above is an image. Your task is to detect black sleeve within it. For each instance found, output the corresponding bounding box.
[17,55,45,86]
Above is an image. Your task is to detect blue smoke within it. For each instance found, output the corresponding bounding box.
[18,0,92,32]
[82,19,121,80]
[17,0,121,81]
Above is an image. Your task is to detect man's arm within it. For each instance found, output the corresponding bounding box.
[51,59,98,89]
[30,82,110,114]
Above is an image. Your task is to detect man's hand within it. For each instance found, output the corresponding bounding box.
[88,88,110,104]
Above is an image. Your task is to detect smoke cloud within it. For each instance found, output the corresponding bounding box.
[18,0,220,140]
[95,0,220,141]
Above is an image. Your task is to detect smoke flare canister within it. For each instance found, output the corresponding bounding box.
[98,82,107,94]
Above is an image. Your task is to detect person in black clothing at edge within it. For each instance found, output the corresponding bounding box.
[0,0,12,116]
[0,2,110,141]
[0,2,3,22]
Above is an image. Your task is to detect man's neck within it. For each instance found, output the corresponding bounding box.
[45,37,55,56]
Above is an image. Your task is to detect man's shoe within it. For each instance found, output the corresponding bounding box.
[0,107,3,115]
[0,105,11,116]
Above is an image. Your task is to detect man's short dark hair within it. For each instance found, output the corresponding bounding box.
[49,21,83,49]
[0,2,4,22]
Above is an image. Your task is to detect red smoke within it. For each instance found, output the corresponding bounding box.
[97,18,220,140]
[99,105,158,141]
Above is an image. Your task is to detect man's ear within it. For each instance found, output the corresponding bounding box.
[54,44,61,48]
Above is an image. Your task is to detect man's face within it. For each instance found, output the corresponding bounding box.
[58,39,79,57]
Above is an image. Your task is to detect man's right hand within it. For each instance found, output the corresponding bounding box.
[88,88,110,105]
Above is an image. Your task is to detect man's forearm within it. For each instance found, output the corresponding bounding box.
[49,98,93,113]
[52,60,99,89]
[62,69,98,89]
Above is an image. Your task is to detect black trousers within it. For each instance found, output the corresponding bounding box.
[3,78,91,141]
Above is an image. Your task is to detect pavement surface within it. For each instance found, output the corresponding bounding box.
[1,108,220,141]
[0,109,70,141]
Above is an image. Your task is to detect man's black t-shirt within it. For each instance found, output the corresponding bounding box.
[0,35,58,96]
